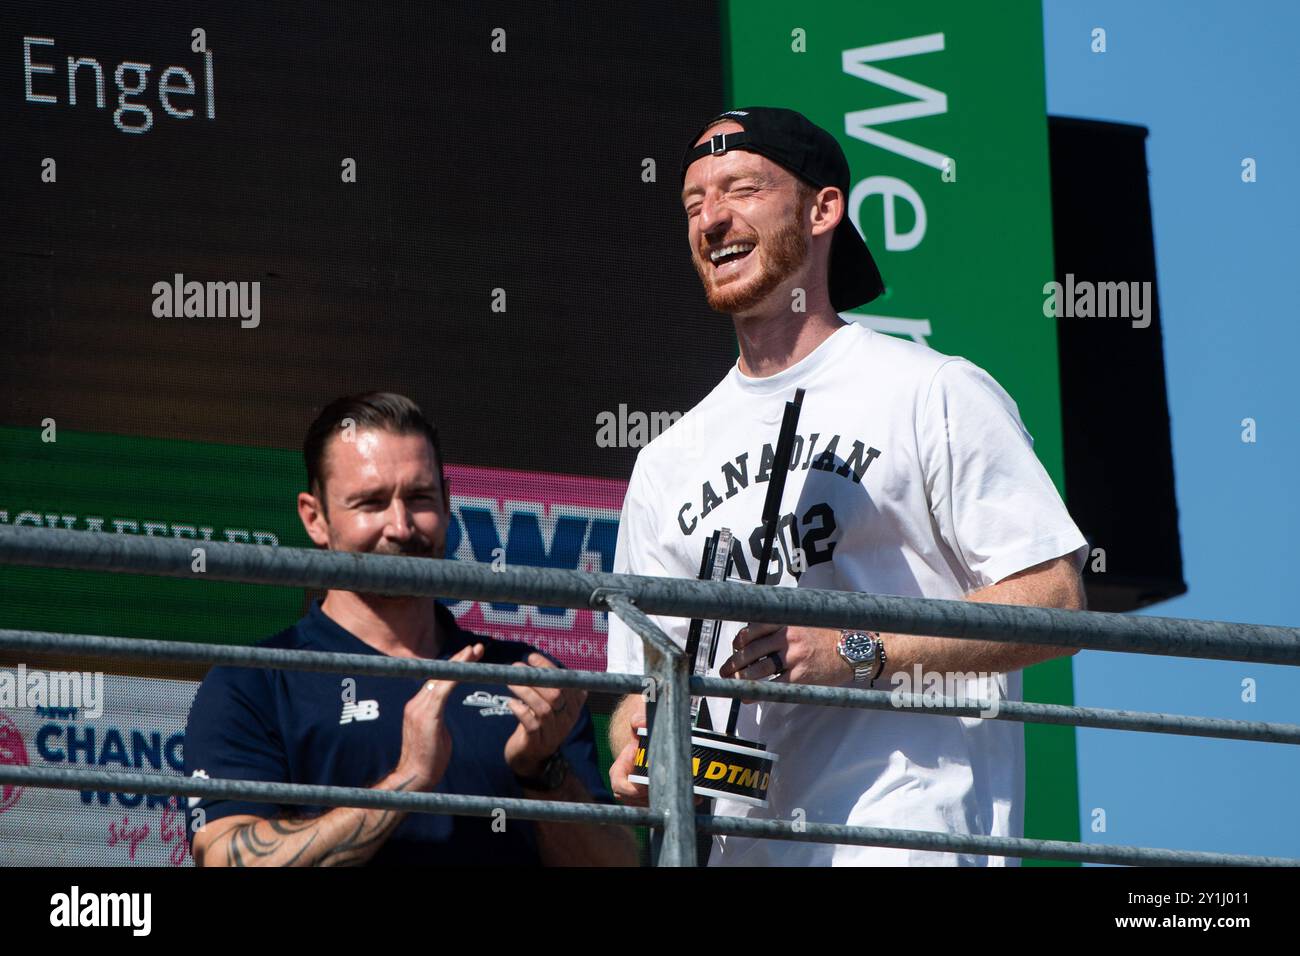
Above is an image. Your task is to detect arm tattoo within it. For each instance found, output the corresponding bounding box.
[317,808,398,867]
[220,775,418,867]
[225,817,315,867]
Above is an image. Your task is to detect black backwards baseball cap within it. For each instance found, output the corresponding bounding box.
[680,106,885,312]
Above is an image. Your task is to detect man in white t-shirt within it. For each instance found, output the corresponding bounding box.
[604,106,1090,866]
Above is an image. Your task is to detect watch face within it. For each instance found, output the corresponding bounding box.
[841,632,876,665]
[541,752,568,789]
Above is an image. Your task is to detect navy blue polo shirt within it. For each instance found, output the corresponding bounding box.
[184,599,611,865]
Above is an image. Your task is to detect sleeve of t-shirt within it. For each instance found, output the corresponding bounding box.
[605,456,678,676]
[183,665,291,848]
[919,358,1089,591]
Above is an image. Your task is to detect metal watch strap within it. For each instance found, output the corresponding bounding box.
[839,629,880,684]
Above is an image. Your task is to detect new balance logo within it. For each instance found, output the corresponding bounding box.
[339,700,379,724]
[462,690,513,717]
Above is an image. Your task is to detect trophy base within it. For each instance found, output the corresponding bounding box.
[628,726,778,807]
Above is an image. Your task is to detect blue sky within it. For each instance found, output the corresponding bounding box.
[1041,0,1300,861]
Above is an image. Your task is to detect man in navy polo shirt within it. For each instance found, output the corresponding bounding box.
[184,392,637,866]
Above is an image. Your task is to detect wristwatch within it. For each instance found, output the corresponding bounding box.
[514,751,568,791]
[836,630,886,686]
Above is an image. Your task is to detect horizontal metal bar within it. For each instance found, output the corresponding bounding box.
[0,628,644,694]
[0,765,656,829]
[695,815,1298,867]
[3,525,1296,664]
[688,676,1300,746]
[3,626,1292,746]
[4,763,1291,867]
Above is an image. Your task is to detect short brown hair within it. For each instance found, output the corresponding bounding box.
[303,392,445,510]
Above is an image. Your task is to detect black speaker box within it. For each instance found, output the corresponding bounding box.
[1048,116,1187,612]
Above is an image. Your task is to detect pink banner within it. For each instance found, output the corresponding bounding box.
[443,464,627,673]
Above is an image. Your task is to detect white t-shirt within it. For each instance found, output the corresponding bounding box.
[605,319,1089,866]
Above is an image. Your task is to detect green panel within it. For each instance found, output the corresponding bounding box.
[590,710,649,858]
[0,426,310,645]
[721,0,1079,862]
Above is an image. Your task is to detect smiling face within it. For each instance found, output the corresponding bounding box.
[681,120,815,315]
[299,428,450,561]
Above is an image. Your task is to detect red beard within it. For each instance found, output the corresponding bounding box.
[692,205,808,314]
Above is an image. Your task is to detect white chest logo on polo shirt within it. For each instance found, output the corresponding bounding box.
[339,700,379,724]
[462,690,513,717]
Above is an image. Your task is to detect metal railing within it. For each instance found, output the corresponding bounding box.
[1,523,1298,866]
